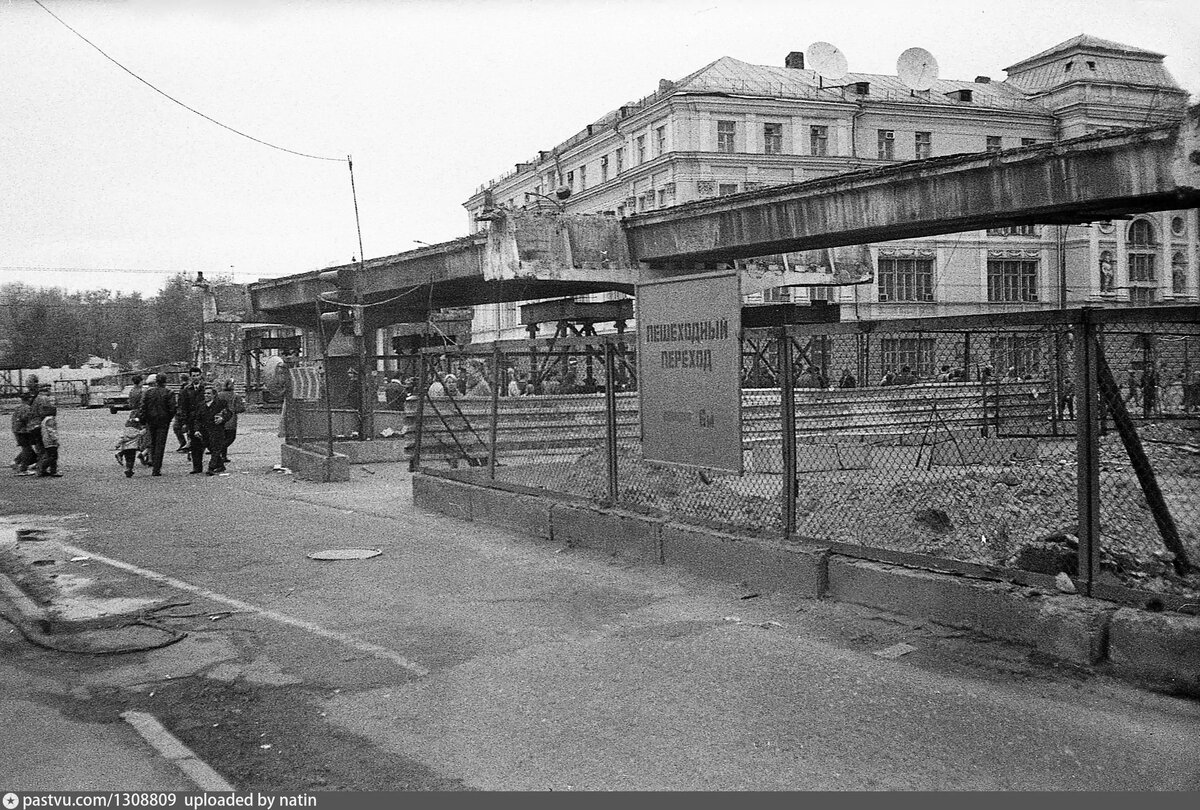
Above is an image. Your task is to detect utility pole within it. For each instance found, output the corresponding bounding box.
[348,156,371,439]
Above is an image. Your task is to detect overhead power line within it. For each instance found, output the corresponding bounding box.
[33,0,345,163]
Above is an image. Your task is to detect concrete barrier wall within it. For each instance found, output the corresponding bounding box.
[281,443,350,482]
[412,471,1200,697]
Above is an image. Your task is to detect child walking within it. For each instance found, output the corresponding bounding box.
[115,415,147,478]
[37,405,61,477]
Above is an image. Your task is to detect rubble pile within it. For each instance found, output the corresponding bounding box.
[529,426,1200,595]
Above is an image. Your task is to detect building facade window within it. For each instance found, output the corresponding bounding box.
[877,257,934,301]
[1127,219,1157,282]
[987,259,1039,302]
[615,148,624,174]
[718,183,739,196]
[915,131,932,160]
[810,125,828,156]
[717,120,736,153]
[636,135,647,164]
[600,155,609,183]
[881,337,936,379]
[657,188,667,208]
[877,130,895,160]
[637,194,648,212]
[986,135,1002,153]
[566,170,574,190]
[578,165,587,190]
[1130,287,1156,305]
[655,125,667,156]
[987,224,1040,236]
[763,122,783,155]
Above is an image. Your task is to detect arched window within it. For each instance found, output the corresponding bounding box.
[1127,220,1156,281]
[1127,219,1157,304]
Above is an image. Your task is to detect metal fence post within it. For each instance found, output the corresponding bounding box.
[409,351,428,472]
[488,343,501,479]
[778,327,797,537]
[1074,309,1101,596]
[604,340,619,505]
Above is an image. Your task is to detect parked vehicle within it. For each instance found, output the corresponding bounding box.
[104,384,136,414]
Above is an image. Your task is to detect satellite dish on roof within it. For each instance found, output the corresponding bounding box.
[807,41,849,83]
[897,46,939,92]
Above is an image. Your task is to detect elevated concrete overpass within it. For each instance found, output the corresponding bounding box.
[249,106,1200,327]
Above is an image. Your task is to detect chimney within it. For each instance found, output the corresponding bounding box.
[974,75,991,83]
[945,88,973,102]
[658,78,674,92]
[785,51,805,69]
[853,81,870,95]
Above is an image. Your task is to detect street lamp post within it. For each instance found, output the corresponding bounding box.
[192,272,212,368]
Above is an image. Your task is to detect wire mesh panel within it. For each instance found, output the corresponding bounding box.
[415,338,638,498]
[781,322,1084,574]
[405,308,1198,604]
[1089,317,1200,599]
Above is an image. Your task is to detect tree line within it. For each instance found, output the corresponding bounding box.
[0,273,224,369]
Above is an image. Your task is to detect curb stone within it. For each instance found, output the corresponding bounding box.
[414,472,1200,698]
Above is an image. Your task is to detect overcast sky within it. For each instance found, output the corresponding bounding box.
[2,0,1197,296]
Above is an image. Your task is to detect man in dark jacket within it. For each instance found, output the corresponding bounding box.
[138,373,176,476]
[177,367,208,474]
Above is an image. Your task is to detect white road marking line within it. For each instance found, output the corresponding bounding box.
[121,710,237,792]
[60,543,429,677]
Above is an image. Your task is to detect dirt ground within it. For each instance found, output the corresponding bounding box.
[495,422,1200,599]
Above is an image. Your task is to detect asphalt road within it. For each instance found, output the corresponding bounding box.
[1,407,1198,791]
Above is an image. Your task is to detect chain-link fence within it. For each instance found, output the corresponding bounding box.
[409,308,1199,607]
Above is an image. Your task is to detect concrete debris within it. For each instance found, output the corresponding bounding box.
[874,642,918,659]
[1055,572,1078,594]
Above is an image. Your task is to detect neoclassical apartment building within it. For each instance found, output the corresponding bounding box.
[463,35,1195,340]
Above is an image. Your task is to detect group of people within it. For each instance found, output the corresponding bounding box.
[10,375,59,477]
[424,358,614,400]
[115,367,244,478]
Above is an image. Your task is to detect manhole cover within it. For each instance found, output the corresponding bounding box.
[306,548,382,561]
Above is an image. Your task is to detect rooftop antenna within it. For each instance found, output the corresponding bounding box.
[806,41,848,90]
[897,46,940,93]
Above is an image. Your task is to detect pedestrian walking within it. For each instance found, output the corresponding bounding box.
[127,375,145,415]
[36,404,61,477]
[114,415,147,478]
[21,384,52,476]
[216,378,245,465]
[178,367,207,474]
[11,392,35,474]
[192,385,232,476]
[137,373,176,476]
[172,373,191,452]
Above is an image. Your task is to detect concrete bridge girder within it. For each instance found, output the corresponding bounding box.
[624,111,1200,266]
[248,110,1200,326]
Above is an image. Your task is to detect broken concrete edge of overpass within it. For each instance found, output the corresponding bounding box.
[411,469,1200,700]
